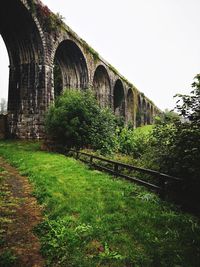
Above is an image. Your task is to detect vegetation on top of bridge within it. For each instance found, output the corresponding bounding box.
[35,2,64,32]
[0,140,200,266]
[28,0,65,32]
[27,0,158,109]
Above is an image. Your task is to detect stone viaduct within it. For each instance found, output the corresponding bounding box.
[0,0,160,139]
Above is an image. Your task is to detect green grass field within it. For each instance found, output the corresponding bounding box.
[0,141,200,266]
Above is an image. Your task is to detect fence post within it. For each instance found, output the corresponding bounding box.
[90,155,93,165]
[159,176,166,199]
[114,163,119,176]
[76,151,79,160]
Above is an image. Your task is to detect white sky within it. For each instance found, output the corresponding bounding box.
[1,0,200,110]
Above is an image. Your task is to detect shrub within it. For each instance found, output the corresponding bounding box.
[45,89,117,154]
[89,108,118,154]
[118,125,153,158]
[142,76,200,212]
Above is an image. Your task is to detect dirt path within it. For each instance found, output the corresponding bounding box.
[0,157,44,267]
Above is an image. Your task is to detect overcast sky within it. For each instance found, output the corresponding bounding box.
[1,0,200,110]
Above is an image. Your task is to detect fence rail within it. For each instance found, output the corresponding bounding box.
[66,149,182,199]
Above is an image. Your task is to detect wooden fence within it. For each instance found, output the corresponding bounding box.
[66,150,182,199]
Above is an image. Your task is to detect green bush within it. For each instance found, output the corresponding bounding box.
[142,76,200,212]
[89,108,118,154]
[45,89,117,154]
[117,125,153,158]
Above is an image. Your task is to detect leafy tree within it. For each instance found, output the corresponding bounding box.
[117,125,153,158]
[174,74,200,122]
[89,108,118,154]
[144,76,200,212]
[45,89,117,154]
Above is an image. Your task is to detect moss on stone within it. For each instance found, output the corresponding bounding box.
[28,0,36,14]
[80,39,100,62]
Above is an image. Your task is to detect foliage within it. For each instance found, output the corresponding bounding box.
[142,76,200,212]
[28,0,36,14]
[89,108,118,154]
[80,39,100,62]
[108,64,118,75]
[36,3,64,32]
[45,89,97,149]
[0,141,200,266]
[117,125,153,157]
[87,46,99,62]
[174,74,200,122]
[0,250,17,267]
[45,89,117,154]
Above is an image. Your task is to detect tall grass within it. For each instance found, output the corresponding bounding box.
[0,141,200,266]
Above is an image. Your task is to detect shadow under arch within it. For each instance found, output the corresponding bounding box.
[53,39,89,97]
[136,95,142,127]
[127,88,134,124]
[0,0,45,137]
[150,105,154,124]
[113,79,125,117]
[93,65,111,108]
[146,102,151,124]
[142,98,147,125]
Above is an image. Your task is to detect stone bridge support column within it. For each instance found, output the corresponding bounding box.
[8,62,48,139]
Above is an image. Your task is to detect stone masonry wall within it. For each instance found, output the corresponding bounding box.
[1,0,161,139]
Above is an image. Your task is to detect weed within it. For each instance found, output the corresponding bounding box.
[0,167,4,172]
[0,250,17,267]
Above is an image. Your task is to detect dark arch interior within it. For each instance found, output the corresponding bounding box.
[93,65,111,108]
[54,40,89,96]
[127,89,134,124]
[150,106,154,123]
[142,99,147,125]
[0,0,43,116]
[54,58,63,98]
[147,103,151,124]
[114,79,125,117]
[136,96,142,127]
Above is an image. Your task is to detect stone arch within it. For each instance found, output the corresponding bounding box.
[0,0,45,138]
[53,39,89,97]
[142,98,147,125]
[150,105,154,124]
[93,65,111,108]
[113,79,125,117]
[146,102,151,124]
[136,95,142,127]
[127,88,134,124]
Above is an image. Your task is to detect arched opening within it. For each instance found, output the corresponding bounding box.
[54,40,89,97]
[53,58,63,98]
[113,79,125,117]
[93,65,111,108]
[0,36,9,114]
[146,102,151,124]
[150,106,154,124]
[136,95,142,127]
[0,0,44,137]
[142,99,147,125]
[127,88,134,124]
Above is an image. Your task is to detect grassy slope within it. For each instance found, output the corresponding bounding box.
[0,141,200,267]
